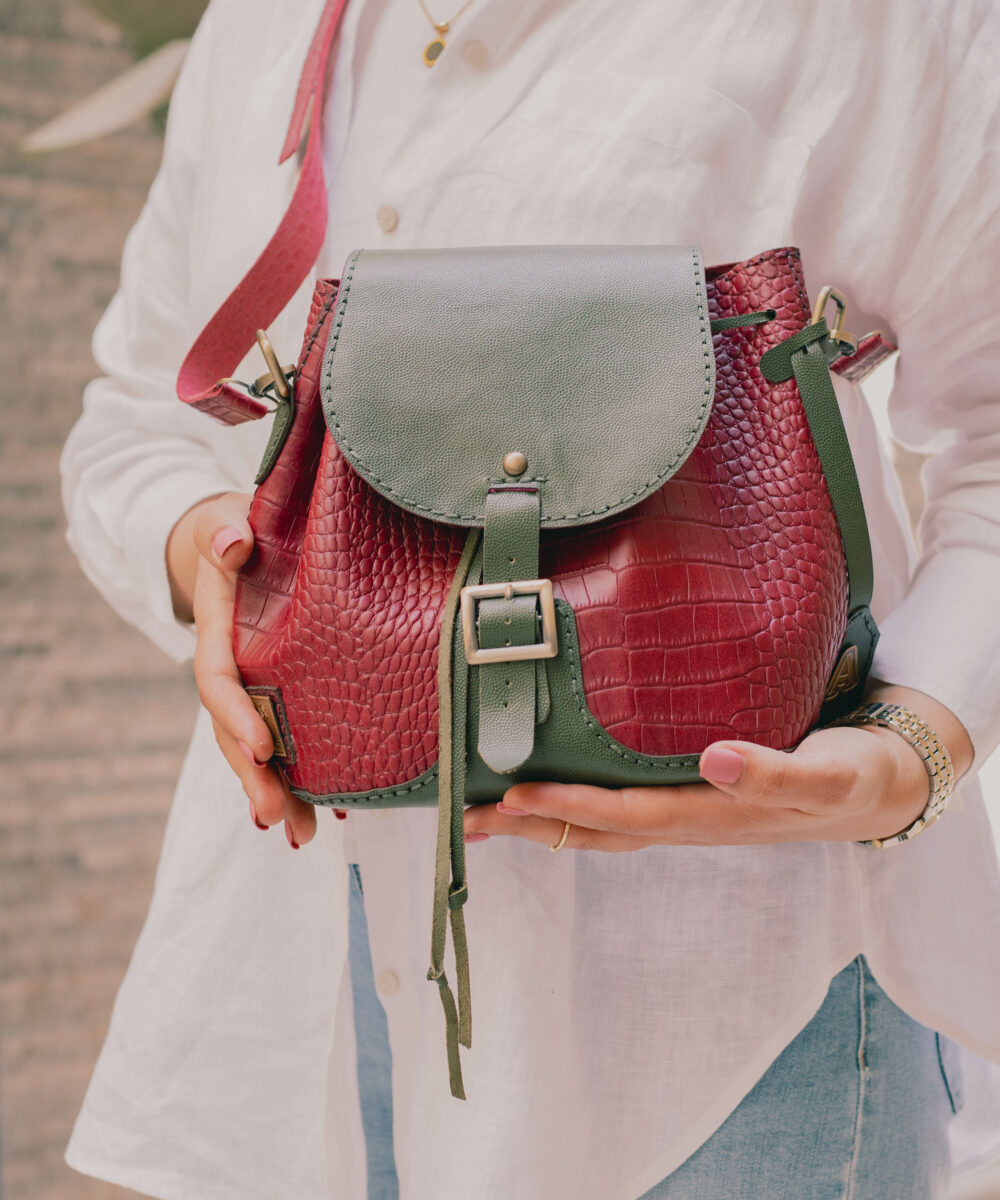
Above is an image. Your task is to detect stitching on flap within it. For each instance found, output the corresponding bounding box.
[323,247,716,525]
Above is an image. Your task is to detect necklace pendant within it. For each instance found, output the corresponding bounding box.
[423,36,446,66]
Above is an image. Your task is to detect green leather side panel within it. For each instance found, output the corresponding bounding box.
[321,245,715,528]
[293,599,703,809]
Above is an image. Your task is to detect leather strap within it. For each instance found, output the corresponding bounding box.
[175,0,350,422]
[760,320,879,718]
[429,528,481,1100]
[477,489,546,774]
[833,331,897,384]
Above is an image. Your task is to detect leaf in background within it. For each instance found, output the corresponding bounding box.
[21,39,190,152]
[83,0,209,57]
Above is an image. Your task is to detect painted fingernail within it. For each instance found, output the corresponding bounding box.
[249,799,268,830]
[334,809,348,821]
[700,745,745,784]
[212,526,243,561]
[285,823,300,850]
[465,831,490,843]
[238,741,268,767]
[497,802,529,815]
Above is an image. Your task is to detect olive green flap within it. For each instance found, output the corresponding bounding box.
[321,244,715,528]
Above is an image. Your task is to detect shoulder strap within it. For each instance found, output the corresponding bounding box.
[175,0,894,434]
[176,0,350,425]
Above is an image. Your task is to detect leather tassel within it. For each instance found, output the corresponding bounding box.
[428,528,481,1100]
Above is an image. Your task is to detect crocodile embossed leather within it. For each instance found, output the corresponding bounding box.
[230,246,879,802]
[175,0,885,810]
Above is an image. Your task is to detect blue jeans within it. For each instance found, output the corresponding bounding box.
[347,867,960,1200]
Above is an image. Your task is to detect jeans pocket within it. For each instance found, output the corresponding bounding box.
[935,1033,965,1114]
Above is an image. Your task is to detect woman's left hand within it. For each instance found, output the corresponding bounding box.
[462,683,973,852]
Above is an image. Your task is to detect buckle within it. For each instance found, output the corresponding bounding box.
[460,579,558,665]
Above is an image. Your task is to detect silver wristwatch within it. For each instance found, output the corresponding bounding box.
[832,701,956,849]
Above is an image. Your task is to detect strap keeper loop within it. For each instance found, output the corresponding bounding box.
[759,319,831,382]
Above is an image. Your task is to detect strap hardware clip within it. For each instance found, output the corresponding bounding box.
[250,329,295,401]
[810,286,858,357]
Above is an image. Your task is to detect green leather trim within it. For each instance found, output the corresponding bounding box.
[786,337,874,615]
[289,764,439,807]
[818,606,879,724]
[761,318,879,714]
[476,489,544,773]
[293,599,703,810]
[321,245,715,527]
[466,603,704,795]
[254,391,295,485]
[428,526,480,1101]
[709,308,776,333]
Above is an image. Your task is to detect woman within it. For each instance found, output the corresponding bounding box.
[61,0,1000,1196]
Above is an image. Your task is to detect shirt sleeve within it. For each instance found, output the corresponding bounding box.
[870,211,1000,768]
[848,9,1000,767]
[60,4,245,664]
[788,3,1000,766]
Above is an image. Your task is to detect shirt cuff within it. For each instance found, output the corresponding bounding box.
[871,546,1000,771]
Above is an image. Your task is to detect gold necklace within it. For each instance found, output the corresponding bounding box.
[417,0,477,66]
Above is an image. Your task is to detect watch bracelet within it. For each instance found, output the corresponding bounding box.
[830,701,955,849]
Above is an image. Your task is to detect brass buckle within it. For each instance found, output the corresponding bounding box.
[810,286,858,357]
[460,579,558,665]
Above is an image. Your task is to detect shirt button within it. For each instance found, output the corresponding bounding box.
[375,969,400,997]
[461,38,489,68]
[372,809,390,822]
[375,204,399,233]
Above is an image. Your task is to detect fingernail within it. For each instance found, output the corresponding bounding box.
[249,799,268,831]
[700,745,745,784]
[212,526,243,561]
[285,823,300,850]
[238,741,268,767]
[334,809,348,821]
[465,831,490,843]
[497,801,529,815]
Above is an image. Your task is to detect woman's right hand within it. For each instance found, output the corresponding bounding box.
[167,492,321,847]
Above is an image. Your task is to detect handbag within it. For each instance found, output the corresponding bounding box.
[177,1,894,1097]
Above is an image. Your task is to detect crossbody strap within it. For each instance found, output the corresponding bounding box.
[175,0,893,427]
[175,0,349,422]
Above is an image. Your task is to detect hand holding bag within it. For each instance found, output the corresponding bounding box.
[176,1,893,1097]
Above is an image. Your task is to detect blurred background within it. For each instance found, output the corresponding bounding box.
[0,1,997,1198]
[1,4,204,1198]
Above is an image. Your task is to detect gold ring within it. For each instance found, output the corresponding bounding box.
[549,820,572,853]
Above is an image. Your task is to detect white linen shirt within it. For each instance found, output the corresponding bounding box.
[62,1,1000,1197]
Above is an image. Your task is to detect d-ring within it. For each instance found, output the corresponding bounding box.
[549,820,572,853]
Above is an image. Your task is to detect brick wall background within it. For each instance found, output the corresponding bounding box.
[0,2,196,1196]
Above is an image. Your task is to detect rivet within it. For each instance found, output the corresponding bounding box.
[502,451,527,476]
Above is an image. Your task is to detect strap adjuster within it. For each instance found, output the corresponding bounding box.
[459,579,558,665]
